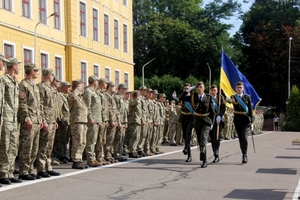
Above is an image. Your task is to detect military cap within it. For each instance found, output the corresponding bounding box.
[60,81,71,87]
[53,75,61,82]
[42,68,54,76]
[72,79,83,87]
[147,88,153,93]
[98,77,108,84]
[159,93,167,98]
[0,53,10,62]
[107,81,115,87]
[24,63,39,72]
[139,86,147,90]
[196,81,205,87]
[7,58,21,67]
[153,90,159,95]
[88,75,98,83]
[118,83,127,89]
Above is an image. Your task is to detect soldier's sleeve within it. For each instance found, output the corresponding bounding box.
[83,89,93,122]
[0,77,3,118]
[38,84,47,123]
[247,95,253,123]
[209,96,216,122]
[68,94,74,114]
[18,83,30,122]
[219,96,226,117]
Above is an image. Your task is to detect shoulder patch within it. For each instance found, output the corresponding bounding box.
[19,92,25,99]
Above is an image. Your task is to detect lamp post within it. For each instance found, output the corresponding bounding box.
[206,63,211,89]
[142,58,156,86]
[288,37,292,98]
[34,12,57,64]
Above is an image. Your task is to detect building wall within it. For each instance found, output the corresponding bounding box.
[0,0,134,90]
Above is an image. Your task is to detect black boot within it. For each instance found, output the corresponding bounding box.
[201,159,207,168]
[200,146,206,161]
[185,148,192,162]
[242,154,248,163]
[213,150,219,163]
[182,143,188,155]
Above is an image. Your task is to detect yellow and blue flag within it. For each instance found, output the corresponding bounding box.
[220,50,261,109]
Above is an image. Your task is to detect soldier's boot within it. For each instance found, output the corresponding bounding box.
[87,160,100,167]
[200,146,207,168]
[242,149,248,163]
[182,143,189,155]
[213,149,219,163]
[185,147,192,162]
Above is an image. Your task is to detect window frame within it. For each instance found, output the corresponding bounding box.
[93,64,100,78]
[39,0,47,24]
[54,0,61,30]
[40,51,50,71]
[22,0,31,19]
[92,7,99,41]
[54,55,63,81]
[80,61,88,86]
[105,67,110,81]
[123,23,128,53]
[104,13,109,46]
[124,72,129,90]
[114,19,119,49]
[79,1,87,37]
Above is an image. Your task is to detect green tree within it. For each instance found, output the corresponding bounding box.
[284,85,300,131]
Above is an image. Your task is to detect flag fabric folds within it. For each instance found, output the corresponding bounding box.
[220,50,261,109]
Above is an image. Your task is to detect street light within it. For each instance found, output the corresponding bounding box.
[142,58,156,86]
[288,37,292,98]
[34,12,57,64]
[206,63,211,89]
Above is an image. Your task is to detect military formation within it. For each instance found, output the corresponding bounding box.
[0,54,265,187]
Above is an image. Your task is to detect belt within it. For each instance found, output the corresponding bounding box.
[233,111,248,115]
[181,111,192,115]
[194,112,209,117]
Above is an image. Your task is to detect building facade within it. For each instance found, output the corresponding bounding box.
[0,0,133,89]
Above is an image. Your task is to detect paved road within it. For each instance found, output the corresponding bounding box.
[1,131,300,200]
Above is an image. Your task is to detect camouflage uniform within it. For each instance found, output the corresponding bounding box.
[95,89,109,164]
[18,78,41,176]
[84,85,102,163]
[163,104,170,142]
[104,90,118,161]
[155,101,166,152]
[150,100,160,154]
[113,92,127,159]
[68,87,88,163]
[169,103,179,144]
[127,98,142,154]
[144,97,154,154]
[0,73,19,179]
[52,86,63,160]
[137,95,148,154]
[222,109,230,139]
[175,104,183,144]
[36,81,57,173]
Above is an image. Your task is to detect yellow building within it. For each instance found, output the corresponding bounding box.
[0,0,134,89]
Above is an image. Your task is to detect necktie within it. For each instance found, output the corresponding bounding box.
[199,96,202,101]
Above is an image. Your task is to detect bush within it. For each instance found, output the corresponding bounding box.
[284,85,300,131]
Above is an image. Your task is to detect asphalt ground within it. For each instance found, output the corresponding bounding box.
[1,131,300,200]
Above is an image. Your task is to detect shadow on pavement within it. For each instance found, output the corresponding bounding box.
[255,168,297,175]
[224,188,287,200]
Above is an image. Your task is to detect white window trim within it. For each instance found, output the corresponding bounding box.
[92,6,100,42]
[40,50,50,78]
[105,66,110,81]
[122,0,127,7]
[104,12,110,46]
[38,0,49,25]
[3,40,16,58]
[54,54,64,81]
[123,22,129,53]
[54,0,62,31]
[115,69,120,86]
[2,0,15,12]
[80,60,88,85]
[79,1,88,38]
[93,63,100,77]
[114,18,120,50]
[124,71,129,90]
[21,0,33,19]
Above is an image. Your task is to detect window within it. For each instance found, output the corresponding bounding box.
[114,19,119,49]
[39,0,46,23]
[54,0,60,29]
[104,14,109,45]
[115,70,120,86]
[3,0,12,11]
[4,44,14,59]
[94,65,99,77]
[81,62,87,85]
[80,2,86,37]
[105,67,110,81]
[41,53,48,70]
[22,0,31,18]
[23,49,32,64]
[123,0,127,6]
[124,72,129,89]
[92,8,98,41]
[123,24,128,53]
[55,57,62,81]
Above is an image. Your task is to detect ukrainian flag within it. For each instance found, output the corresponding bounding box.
[220,50,261,109]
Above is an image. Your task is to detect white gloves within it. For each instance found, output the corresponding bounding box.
[172,91,177,100]
[210,125,214,130]
[186,86,195,93]
[216,115,221,123]
[250,124,254,132]
[226,96,231,102]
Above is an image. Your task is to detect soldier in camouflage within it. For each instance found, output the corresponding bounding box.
[155,93,167,154]
[143,88,154,156]
[18,64,43,181]
[0,58,21,184]
[36,68,60,177]
[84,75,102,167]
[69,79,89,169]
[137,86,148,157]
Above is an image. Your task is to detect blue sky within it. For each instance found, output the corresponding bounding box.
[202,0,253,36]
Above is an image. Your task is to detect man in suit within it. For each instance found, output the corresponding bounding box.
[179,82,215,168]
[227,81,253,163]
[209,85,226,163]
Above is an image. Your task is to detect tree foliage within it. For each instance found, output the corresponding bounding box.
[284,85,300,131]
